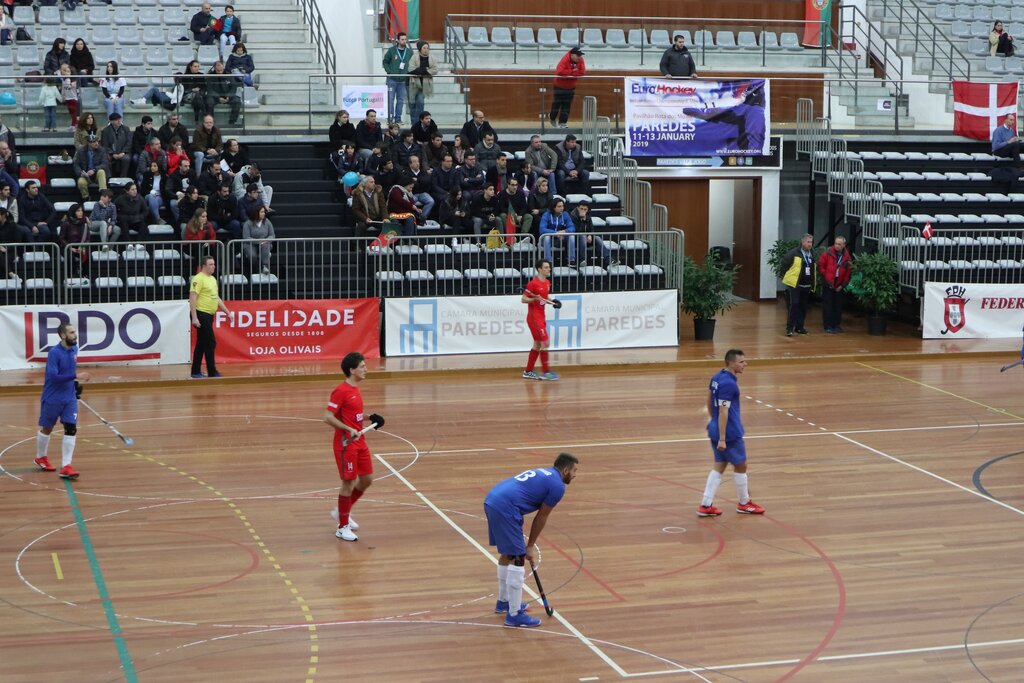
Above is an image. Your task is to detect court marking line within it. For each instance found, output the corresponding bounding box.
[51,552,63,580]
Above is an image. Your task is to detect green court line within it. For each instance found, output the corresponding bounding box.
[63,479,138,682]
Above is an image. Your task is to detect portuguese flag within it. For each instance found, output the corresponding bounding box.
[388,0,419,40]
[802,0,832,48]
[19,151,46,184]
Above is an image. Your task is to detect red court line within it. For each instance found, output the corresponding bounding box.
[540,536,627,602]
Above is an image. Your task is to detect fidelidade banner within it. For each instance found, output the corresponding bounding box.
[384,290,677,356]
[624,77,771,157]
[209,298,380,363]
[923,282,1024,338]
[0,301,190,369]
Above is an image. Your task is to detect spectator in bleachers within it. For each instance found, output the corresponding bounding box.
[407,41,436,125]
[0,139,17,178]
[498,176,530,236]
[166,136,187,174]
[525,135,558,195]
[0,209,25,277]
[57,204,88,271]
[354,109,383,161]
[206,62,241,126]
[38,77,62,133]
[555,133,589,191]
[69,38,95,87]
[177,186,206,233]
[550,47,585,129]
[474,132,502,172]
[183,207,217,246]
[59,64,79,130]
[114,182,148,240]
[73,133,110,200]
[191,114,223,173]
[330,141,363,188]
[350,175,387,233]
[73,111,97,149]
[485,154,509,193]
[660,33,697,78]
[411,111,437,145]
[190,3,218,46]
[0,182,17,224]
[571,200,612,267]
[220,138,248,177]
[510,159,538,194]
[43,38,69,76]
[131,115,158,177]
[539,197,582,264]
[382,122,401,154]
[158,112,189,151]
[406,155,434,219]
[527,176,555,238]
[208,183,240,239]
[100,112,130,178]
[17,181,54,239]
[139,160,167,224]
[390,129,420,170]
[243,205,275,274]
[460,110,498,148]
[88,189,121,246]
[991,21,1015,56]
[0,113,14,153]
[469,183,501,237]
[133,82,178,111]
[372,156,398,191]
[451,133,468,165]
[0,11,11,46]
[179,60,208,121]
[456,150,485,195]
[232,162,273,212]
[217,5,242,61]
[421,131,448,168]
[430,152,457,206]
[99,61,126,120]
[225,42,255,88]
[197,161,226,198]
[440,187,471,237]
[166,157,197,223]
[382,31,411,125]
[329,110,356,150]
[387,175,422,236]
[992,113,1021,160]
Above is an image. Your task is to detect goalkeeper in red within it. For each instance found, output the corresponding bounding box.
[522,258,559,381]
[324,352,384,542]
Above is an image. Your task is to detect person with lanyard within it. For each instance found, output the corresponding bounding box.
[781,233,818,337]
[381,32,411,125]
[817,235,852,334]
[188,254,232,379]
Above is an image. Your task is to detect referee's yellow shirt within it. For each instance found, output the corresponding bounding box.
[190,272,219,314]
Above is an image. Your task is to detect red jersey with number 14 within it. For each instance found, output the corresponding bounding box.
[327,381,364,450]
[525,276,551,327]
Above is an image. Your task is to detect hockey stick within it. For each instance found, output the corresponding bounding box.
[1000,360,1024,373]
[341,414,385,446]
[78,399,134,446]
[529,560,554,617]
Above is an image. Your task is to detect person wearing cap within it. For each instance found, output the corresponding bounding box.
[100,112,131,178]
[550,47,586,129]
[72,133,110,200]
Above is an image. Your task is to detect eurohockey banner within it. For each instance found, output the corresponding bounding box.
[624,77,771,157]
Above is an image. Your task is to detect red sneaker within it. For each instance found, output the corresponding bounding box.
[736,500,765,514]
[59,465,80,480]
[697,504,722,517]
[34,456,56,472]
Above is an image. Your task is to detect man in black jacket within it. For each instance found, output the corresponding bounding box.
[430,153,457,208]
[660,34,697,78]
[496,177,530,236]
[455,151,485,195]
[100,112,131,178]
[460,110,498,148]
[469,183,501,237]
[208,183,241,239]
[410,111,438,144]
[406,155,434,219]
[114,182,149,239]
[164,158,197,223]
[16,181,54,242]
[355,109,384,160]
[570,200,612,266]
[157,113,189,151]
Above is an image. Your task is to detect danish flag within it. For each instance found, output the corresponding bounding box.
[922,221,933,240]
[952,81,1019,141]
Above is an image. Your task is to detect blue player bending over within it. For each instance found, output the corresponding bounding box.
[697,349,765,517]
[484,452,579,628]
[35,322,90,479]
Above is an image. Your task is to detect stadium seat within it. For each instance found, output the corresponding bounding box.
[582,28,605,48]
[559,28,580,47]
[88,6,112,25]
[626,29,648,48]
[142,25,166,44]
[38,6,61,25]
[738,31,759,49]
[93,45,117,65]
[649,29,670,47]
[490,26,513,47]
[64,278,90,290]
[92,26,116,46]
[117,27,141,46]
[716,31,738,49]
[605,29,629,48]
[434,269,462,281]
[970,20,990,36]
[0,47,13,67]
[537,28,560,48]
[780,32,802,50]
[127,276,155,288]
[197,44,219,66]
[761,31,781,50]
[146,46,171,66]
[171,44,193,65]
[954,4,973,19]
[16,48,39,67]
[111,0,134,6]
[514,27,537,47]
[975,7,993,21]
[112,7,135,25]
[138,8,163,26]
[1013,7,1024,22]
[693,30,715,49]
[25,278,55,291]
[467,26,489,47]
[64,9,86,25]
[220,274,247,286]
[11,6,32,26]
[464,268,492,280]
[446,26,466,45]
[405,270,433,282]
[158,275,187,287]
[149,225,176,238]
[39,26,63,47]
[135,0,158,6]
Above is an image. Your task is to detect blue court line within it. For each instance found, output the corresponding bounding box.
[63,479,138,682]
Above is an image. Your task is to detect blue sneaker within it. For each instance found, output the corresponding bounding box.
[209,371,223,377]
[522,370,540,380]
[494,600,529,614]
[504,609,541,628]
[539,371,560,381]
[190,373,207,379]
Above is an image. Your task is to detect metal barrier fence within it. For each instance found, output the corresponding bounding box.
[893,228,1024,290]
[1,242,61,306]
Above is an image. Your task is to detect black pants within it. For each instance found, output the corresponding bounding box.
[994,141,1021,160]
[550,87,576,125]
[821,286,844,330]
[786,286,811,332]
[191,310,217,375]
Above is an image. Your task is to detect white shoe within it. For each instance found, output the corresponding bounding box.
[335,525,358,541]
[131,97,148,106]
[261,266,270,275]
[330,508,358,530]
[101,245,109,252]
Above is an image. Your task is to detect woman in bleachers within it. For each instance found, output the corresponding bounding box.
[328,110,356,150]
[440,187,472,236]
[114,182,149,240]
[183,206,217,247]
[58,203,89,275]
[242,205,275,275]
[43,38,69,76]
[178,60,208,121]
[991,21,1015,56]
[73,111,97,149]
[177,186,206,234]
[139,160,166,225]
[452,134,468,166]
[69,38,95,87]
[166,136,187,175]
[99,61,126,119]
[386,176,421,236]
[217,5,243,62]
[225,42,255,88]
[331,141,363,184]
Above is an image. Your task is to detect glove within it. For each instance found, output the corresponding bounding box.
[551,299,562,309]
[74,380,83,399]
[369,413,385,429]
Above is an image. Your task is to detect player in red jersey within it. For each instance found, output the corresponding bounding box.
[521,258,559,381]
[324,352,384,542]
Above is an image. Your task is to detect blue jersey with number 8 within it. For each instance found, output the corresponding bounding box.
[485,468,566,515]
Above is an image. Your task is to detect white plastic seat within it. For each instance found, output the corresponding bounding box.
[467,26,490,46]
[948,259,974,269]
[423,243,452,255]
[220,274,247,286]
[393,244,423,255]
[464,268,493,279]
[634,264,664,275]
[434,269,462,280]
[905,152,930,161]
[153,248,182,260]
[552,266,578,277]
[607,264,635,276]
[981,214,1009,223]
[582,28,605,48]
[514,27,537,47]
[881,151,907,160]
[158,275,187,286]
[559,28,580,47]
[578,265,607,276]
[922,172,947,181]
[925,260,952,270]
[91,250,119,263]
[138,7,163,25]
[997,259,1024,268]
[63,277,89,290]
[95,276,124,289]
[149,224,175,237]
[25,278,55,290]
[934,214,962,223]
[127,276,155,287]
[972,259,999,268]
[405,269,433,281]
[537,28,560,48]
[490,27,513,47]
[493,267,522,278]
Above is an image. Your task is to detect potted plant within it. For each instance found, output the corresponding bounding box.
[681,254,739,340]
[846,251,899,335]
[766,238,800,282]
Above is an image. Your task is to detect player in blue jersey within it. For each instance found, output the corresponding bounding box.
[35,322,90,479]
[484,452,579,628]
[698,349,765,517]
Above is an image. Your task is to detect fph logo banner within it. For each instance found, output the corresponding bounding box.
[923,282,1024,338]
[0,301,191,369]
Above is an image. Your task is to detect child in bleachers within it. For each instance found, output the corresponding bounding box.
[38,77,62,133]
[59,64,79,131]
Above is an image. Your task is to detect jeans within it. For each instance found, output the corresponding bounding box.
[386,77,407,123]
[211,218,241,239]
[141,86,174,109]
[409,90,424,124]
[412,191,434,220]
[219,34,237,61]
[538,170,557,195]
[584,234,611,264]
[557,167,590,191]
[145,193,163,223]
[43,106,56,129]
[103,96,125,119]
[471,215,501,236]
[88,220,122,244]
[540,232,585,263]
[24,223,53,242]
[230,68,254,87]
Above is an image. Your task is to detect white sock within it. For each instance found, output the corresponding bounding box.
[36,431,50,460]
[61,435,76,468]
[497,564,509,602]
[734,473,750,505]
[701,470,722,507]
[506,564,525,616]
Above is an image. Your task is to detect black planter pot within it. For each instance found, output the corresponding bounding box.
[867,312,887,336]
[693,318,716,341]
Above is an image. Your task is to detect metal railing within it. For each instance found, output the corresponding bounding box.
[442,16,471,122]
[1,242,61,306]
[889,227,1024,291]
[299,0,337,75]
[869,0,971,83]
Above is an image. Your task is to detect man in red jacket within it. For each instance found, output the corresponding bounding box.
[817,235,852,333]
[550,47,586,129]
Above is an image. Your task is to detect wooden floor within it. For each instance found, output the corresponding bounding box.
[3,302,1024,682]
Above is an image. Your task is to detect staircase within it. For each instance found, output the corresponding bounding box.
[248,142,345,237]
